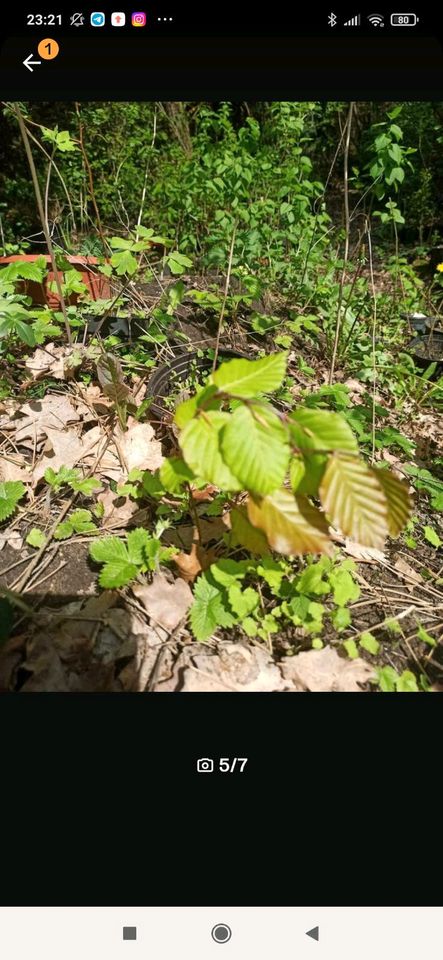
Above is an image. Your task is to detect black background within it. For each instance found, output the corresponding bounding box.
[0,0,442,910]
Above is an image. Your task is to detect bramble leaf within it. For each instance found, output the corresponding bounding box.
[0,481,26,522]
[190,575,235,642]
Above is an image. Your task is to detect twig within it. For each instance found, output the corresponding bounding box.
[212,220,238,370]
[135,105,157,242]
[13,104,72,344]
[329,102,354,384]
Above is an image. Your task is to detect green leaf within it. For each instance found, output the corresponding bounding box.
[126,528,153,565]
[174,384,220,429]
[289,456,306,492]
[98,560,139,589]
[359,632,380,655]
[247,489,332,556]
[210,559,248,588]
[331,607,351,631]
[90,536,129,564]
[69,509,96,533]
[210,352,288,398]
[423,525,442,548]
[190,575,234,642]
[69,477,102,496]
[230,506,269,555]
[53,521,74,540]
[26,528,46,549]
[0,481,26,522]
[329,567,360,606]
[343,638,359,659]
[377,665,398,692]
[221,403,290,495]
[416,624,436,647]
[159,457,194,494]
[228,585,259,619]
[110,249,138,276]
[296,562,330,596]
[12,319,36,347]
[179,411,242,491]
[396,670,418,693]
[320,455,389,549]
[290,408,358,454]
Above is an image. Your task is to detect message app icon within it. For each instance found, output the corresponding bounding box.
[90,12,105,27]
[131,12,147,26]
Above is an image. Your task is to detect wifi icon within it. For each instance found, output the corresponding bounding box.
[368,13,384,26]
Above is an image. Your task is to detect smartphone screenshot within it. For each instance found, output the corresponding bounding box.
[0,0,442,948]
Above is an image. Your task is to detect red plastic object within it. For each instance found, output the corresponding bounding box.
[0,254,112,308]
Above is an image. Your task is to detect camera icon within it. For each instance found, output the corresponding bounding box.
[197,757,214,773]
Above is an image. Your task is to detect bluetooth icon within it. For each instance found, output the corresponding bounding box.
[328,11,337,26]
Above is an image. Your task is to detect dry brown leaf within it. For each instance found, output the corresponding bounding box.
[0,455,33,484]
[32,427,91,484]
[181,644,288,692]
[174,540,218,582]
[13,395,81,442]
[393,557,424,590]
[97,487,140,528]
[191,484,217,502]
[115,419,164,473]
[280,646,375,692]
[132,573,193,632]
[342,539,386,563]
[24,343,69,381]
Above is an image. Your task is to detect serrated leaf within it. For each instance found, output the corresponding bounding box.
[210,352,288,398]
[98,560,139,589]
[97,353,130,403]
[331,607,351,631]
[221,403,290,495]
[69,477,102,496]
[90,536,129,564]
[396,670,418,693]
[174,384,220,429]
[423,525,442,548]
[359,632,380,655]
[69,509,95,533]
[228,585,259,619]
[179,411,242,490]
[110,249,138,275]
[290,408,358,454]
[289,456,306,492]
[53,521,74,540]
[26,528,46,549]
[372,467,412,537]
[126,528,153,565]
[190,575,235,642]
[210,558,248,587]
[247,489,332,556]
[159,457,194,494]
[319,455,389,549]
[0,481,26,522]
[343,639,359,659]
[230,506,269,555]
[329,567,360,606]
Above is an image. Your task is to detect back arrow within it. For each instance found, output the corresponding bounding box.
[23,54,42,72]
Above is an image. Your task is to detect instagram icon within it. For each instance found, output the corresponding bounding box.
[131,11,146,26]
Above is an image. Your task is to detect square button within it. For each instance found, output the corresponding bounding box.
[123,927,137,941]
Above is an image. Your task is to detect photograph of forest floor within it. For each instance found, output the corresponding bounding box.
[0,101,442,692]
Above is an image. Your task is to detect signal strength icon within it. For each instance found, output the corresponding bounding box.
[344,13,361,26]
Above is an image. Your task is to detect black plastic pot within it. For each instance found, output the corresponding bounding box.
[406,332,443,374]
[146,348,246,421]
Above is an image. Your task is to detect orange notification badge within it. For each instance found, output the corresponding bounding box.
[37,38,60,60]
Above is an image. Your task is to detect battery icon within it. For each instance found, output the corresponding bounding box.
[390,13,419,25]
